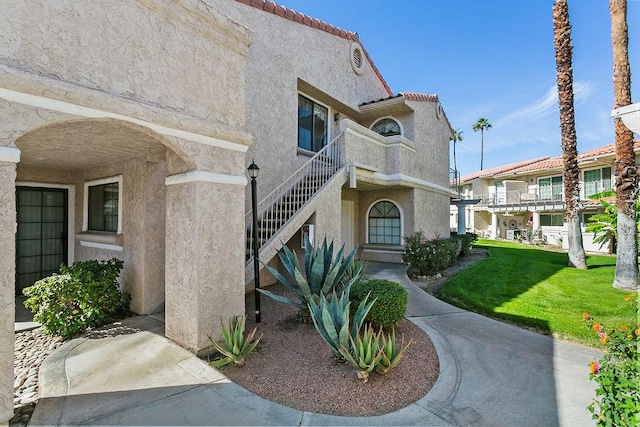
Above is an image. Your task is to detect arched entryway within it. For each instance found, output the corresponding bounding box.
[15,118,192,315]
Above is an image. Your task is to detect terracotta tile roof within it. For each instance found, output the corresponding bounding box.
[236,0,393,96]
[460,157,551,182]
[495,156,563,177]
[465,139,640,180]
[401,92,439,102]
[579,140,640,159]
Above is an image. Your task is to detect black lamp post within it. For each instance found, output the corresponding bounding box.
[247,160,261,323]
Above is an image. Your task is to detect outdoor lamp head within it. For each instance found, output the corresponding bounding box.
[247,160,259,179]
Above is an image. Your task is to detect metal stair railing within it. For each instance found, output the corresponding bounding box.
[245,133,344,265]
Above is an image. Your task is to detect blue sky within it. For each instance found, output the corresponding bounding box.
[275,0,639,176]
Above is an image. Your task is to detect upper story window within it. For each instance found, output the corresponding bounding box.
[583,167,612,197]
[538,176,563,201]
[370,117,402,137]
[298,94,328,152]
[368,200,401,245]
[84,176,122,233]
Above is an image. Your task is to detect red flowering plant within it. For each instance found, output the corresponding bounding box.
[582,293,639,426]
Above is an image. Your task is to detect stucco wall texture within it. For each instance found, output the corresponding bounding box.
[210,0,392,205]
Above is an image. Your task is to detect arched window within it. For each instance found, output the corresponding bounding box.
[368,200,401,244]
[370,118,401,137]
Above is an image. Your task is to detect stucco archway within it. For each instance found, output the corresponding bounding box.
[14,117,192,315]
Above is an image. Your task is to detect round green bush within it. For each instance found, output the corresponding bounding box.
[350,279,407,328]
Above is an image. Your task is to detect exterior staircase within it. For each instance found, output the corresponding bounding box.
[245,134,346,282]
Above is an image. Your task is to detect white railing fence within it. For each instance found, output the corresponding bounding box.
[245,133,344,264]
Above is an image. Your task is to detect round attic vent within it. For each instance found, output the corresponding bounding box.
[435,102,443,119]
[350,43,364,75]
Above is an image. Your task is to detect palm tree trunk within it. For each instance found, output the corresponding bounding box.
[480,130,484,171]
[453,140,457,174]
[553,0,587,269]
[610,0,638,289]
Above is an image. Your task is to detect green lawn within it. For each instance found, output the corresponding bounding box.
[437,239,637,347]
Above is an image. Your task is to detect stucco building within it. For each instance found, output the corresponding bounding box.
[1,1,456,422]
[451,141,640,252]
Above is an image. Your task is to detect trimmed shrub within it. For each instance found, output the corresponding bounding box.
[350,279,407,328]
[450,232,478,257]
[23,258,129,337]
[403,232,459,275]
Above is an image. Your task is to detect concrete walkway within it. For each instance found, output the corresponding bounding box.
[30,263,601,426]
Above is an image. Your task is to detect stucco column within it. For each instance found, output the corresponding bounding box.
[457,205,466,235]
[532,211,540,230]
[490,212,498,240]
[0,148,19,425]
[164,171,246,353]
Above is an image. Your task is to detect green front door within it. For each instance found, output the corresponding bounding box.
[15,187,68,295]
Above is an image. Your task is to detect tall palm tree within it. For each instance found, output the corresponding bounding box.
[553,0,587,269]
[472,118,491,170]
[452,128,464,175]
[609,0,638,289]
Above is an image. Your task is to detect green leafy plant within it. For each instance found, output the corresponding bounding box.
[339,324,383,383]
[209,316,262,367]
[340,258,367,287]
[23,258,129,337]
[586,190,640,254]
[403,232,459,275]
[259,237,358,321]
[583,294,639,426]
[376,328,413,375]
[350,279,407,328]
[308,286,375,358]
[450,232,478,256]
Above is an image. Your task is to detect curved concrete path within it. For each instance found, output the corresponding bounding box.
[30,263,601,426]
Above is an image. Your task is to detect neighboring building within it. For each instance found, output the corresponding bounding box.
[451,141,640,252]
[1,1,455,421]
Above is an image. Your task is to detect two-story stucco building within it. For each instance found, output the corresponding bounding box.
[1,1,456,421]
[452,141,640,252]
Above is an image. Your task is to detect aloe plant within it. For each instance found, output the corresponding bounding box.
[308,287,376,357]
[208,316,262,367]
[376,328,413,375]
[259,237,359,320]
[339,324,383,382]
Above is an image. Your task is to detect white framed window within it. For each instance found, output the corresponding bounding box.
[538,175,563,201]
[83,175,122,234]
[540,213,564,227]
[370,117,403,137]
[366,199,403,245]
[583,166,612,198]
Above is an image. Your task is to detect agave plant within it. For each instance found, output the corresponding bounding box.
[339,324,383,383]
[208,316,262,367]
[308,287,375,358]
[259,237,359,321]
[376,328,413,375]
[340,258,367,287]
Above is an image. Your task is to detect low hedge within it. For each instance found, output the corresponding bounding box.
[350,279,407,328]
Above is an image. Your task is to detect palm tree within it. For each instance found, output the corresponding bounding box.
[472,118,491,170]
[609,0,638,289]
[452,128,464,175]
[552,0,587,269]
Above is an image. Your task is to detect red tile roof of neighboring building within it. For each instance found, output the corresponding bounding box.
[495,156,563,177]
[236,0,393,96]
[463,140,640,180]
[460,157,551,182]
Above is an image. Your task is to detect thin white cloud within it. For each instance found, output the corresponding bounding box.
[495,81,594,127]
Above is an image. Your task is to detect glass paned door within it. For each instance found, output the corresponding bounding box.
[15,187,68,295]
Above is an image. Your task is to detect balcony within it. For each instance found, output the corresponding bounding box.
[339,119,453,195]
[467,188,565,212]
